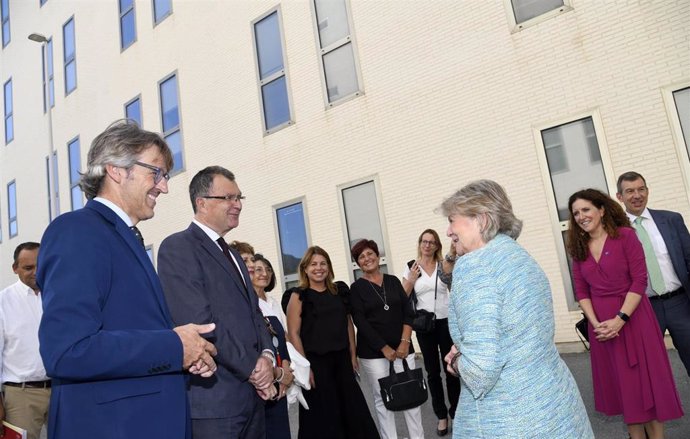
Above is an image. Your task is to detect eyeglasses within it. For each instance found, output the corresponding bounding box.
[420,240,437,246]
[201,194,245,202]
[134,161,170,185]
[254,266,273,275]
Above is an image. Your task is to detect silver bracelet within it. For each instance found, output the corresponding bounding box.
[274,366,285,383]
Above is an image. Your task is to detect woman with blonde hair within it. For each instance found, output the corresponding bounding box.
[287,246,379,439]
[441,179,593,439]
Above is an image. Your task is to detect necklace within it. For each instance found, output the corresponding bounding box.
[367,277,389,311]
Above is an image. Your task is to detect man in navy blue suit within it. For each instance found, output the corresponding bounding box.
[617,171,690,376]
[37,120,219,439]
[158,166,277,439]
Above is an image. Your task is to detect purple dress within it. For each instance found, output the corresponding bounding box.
[573,227,683,424]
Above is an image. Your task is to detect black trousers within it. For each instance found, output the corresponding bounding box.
[416,318,460,420]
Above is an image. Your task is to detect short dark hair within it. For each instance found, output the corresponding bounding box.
[616,171,647,194]
[188,166,235,213]
[254,253,276,292]
[350,239,379,263]
[13,242,40,266]
[80,119,172,199]
[229,241,254,256]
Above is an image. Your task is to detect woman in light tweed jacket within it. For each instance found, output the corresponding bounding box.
[440,180,594,439]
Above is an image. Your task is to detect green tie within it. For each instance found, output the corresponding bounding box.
[633,216,666,294]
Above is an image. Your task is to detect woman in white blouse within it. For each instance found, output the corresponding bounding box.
[402,229,459,437]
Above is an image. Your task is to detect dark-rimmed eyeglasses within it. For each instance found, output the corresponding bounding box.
[201,194,245,202]
[134,161,170,185]
[421,240,437,246]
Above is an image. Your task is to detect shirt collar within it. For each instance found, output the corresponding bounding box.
[626,207,651,224]
[192,218,222,243]
[16,279,39,296]
[94,197,134,227]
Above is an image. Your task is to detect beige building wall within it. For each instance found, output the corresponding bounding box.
[1,0,688,347]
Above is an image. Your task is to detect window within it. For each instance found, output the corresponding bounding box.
[125,95,142,125]
[153,0,172,25]
[119,0,137,50]
[312,0,363,106]
[63,17,77,94]
[43,38,55,112]
[146,245,154,264]
[3,78,12,144]
[1,0,9,48]
[511,0,563,23]
[252,8,293,134]
[68,137,83,210]
[275,201,309,289]
[340,179,389,280]
[40,0,48,6]
[7,180,16,237]
[673,87,690,157]
[159,73,183,173]
[538,115,610,309]
[47,151,60,220]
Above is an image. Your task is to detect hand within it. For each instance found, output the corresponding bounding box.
[189,359,216,378]
[407,261,422,282]
[351,355,360,373]
[174,323,218,373]
[256,385,277,401]
[381,345,397,362]
[309,369,316,389]
[594,317,624,342]
[249,355,274,390]
[277,383,289,399]
[444,344,459,376]
[279,363,295,387]
[396,340,410,359]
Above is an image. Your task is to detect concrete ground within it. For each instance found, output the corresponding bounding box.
[288,350,690,439]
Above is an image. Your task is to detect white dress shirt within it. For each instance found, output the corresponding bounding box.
[402,262,450,319]
[0,280,48,383]
[627,208,682,296]
[192,219,246,286]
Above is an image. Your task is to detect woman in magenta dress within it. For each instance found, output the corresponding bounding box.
[567,188,683,439]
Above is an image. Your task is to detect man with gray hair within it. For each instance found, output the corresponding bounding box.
[37,120,219,439]
[617,171,690,376]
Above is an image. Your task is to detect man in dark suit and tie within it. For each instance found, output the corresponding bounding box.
[617,171,690,376]
[158,166,277,439]
[37,120,219,439]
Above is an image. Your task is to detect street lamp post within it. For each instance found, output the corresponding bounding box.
[28,32,56,222]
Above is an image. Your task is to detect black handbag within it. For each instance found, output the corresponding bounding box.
[408,261,438,333]
[575,313,589,350]
[377,358,428,411]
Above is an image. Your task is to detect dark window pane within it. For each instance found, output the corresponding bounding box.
[65,61,77,93]
[68,139,81,184]
[154,0,172,23]
[512,0,564,24]
[160,76,179,132]
[254,12,283,79]
[71,185,83,210]
[261,76,290,130]
[126,98,142,125]
[276,203,308,276]
[121,9,136,48]
[165,130,183,172]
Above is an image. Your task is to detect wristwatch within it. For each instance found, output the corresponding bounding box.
[617,311,630,322]
[444,253,457,263]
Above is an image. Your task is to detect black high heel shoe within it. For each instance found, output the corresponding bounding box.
[437,418,449,437]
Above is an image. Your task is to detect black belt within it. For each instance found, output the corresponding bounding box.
[649,287,685,301]
[4,380,51,389]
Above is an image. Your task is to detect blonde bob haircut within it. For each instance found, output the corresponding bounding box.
[439,179,523,242]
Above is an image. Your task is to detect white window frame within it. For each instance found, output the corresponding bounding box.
[273,197,311,290]
[251,6,295,135]
[337,175,392,282]
[661,81,690,199]
[503,0,572,33]
[310,0,364,108]
[532,109,616,311]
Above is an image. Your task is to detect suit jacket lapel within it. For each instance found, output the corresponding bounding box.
[87,201,174,326]
[188,223,251,303]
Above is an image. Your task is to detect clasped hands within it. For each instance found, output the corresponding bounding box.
[592,317,625,342]
[174,323,218,377]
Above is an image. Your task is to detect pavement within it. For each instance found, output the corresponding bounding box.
[287,350,690,439]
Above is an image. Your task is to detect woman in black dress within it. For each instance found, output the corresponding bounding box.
[286,246,379,439]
